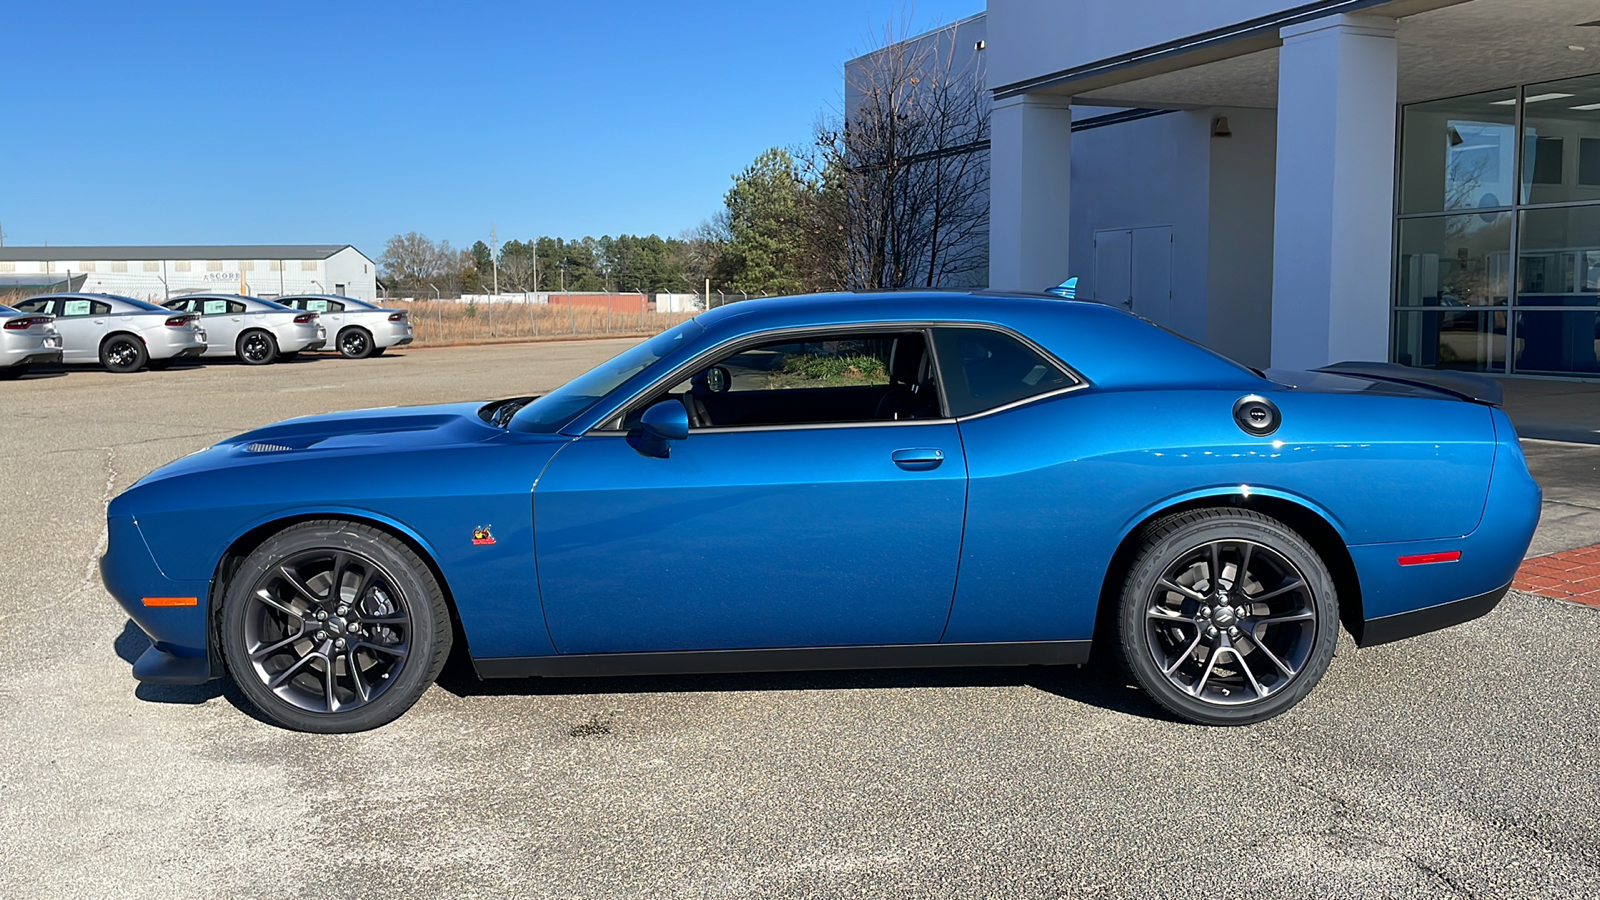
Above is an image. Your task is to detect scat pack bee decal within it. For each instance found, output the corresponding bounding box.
[471,525,496,546]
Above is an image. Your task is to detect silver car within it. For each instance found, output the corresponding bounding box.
[11,293,207,373]
[162,294,327,365]
[0,303,64,379]
[276,294,414,359]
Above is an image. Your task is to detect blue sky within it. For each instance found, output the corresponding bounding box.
[0,0,980,259]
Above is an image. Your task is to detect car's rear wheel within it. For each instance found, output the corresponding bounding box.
[237,329,277,365]
[338,327,373,359]
[1115,508,1338,725]
[100,334,147,373]
[219,521,452,732]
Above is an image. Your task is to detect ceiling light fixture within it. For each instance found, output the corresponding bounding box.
[1571,102,1600,111]
[1571,45,1589,51]
[1491,93,1575,105]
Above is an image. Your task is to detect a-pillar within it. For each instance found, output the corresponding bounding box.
[988,94,1074,292]
[1269,14,1399,368]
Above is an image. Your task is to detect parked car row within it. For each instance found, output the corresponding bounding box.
[0,292,413,376]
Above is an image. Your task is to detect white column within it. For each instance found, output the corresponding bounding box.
[1269,14,1398,369]
[989,94,1074,292]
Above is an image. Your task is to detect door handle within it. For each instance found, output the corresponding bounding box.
[892,448,944,471]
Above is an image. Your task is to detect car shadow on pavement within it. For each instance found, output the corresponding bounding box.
[434,651,1179,722]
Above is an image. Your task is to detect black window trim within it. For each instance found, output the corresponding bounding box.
[587,320,1088,435]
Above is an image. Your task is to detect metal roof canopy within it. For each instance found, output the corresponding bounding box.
[0,244,363,262]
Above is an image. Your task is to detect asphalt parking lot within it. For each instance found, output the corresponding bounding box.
[2,344,1598,899]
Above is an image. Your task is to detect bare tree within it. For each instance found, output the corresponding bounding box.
[814,17,991,290]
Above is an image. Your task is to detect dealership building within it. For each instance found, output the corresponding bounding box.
[871,0,1600,377]
[0,244,378,303]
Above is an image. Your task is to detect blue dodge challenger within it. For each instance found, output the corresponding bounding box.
[101,292,1541,732]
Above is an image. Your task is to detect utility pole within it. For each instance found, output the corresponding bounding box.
[489,224,499,336]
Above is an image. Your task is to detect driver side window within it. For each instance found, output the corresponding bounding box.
[627,330,942,430]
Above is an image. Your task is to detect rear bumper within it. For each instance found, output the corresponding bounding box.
[372,323,414,348]
[147,330,209,361]
[1359,581,1511,646]
[1349,408,1540,645]
[277,324,326,353]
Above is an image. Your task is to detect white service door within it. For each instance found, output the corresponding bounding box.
[1132,226,1174,328]
[1093,229,1133,311]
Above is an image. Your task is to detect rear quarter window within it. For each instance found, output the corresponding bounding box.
[933,326,1077,417]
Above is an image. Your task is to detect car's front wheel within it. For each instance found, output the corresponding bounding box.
[237,329,277,366]
[1115,508,1338,725]
[219,521,452,732]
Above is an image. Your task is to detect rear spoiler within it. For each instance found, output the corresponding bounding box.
[1313,361,1502,407]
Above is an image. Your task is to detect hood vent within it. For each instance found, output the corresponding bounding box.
[246,442,295,453]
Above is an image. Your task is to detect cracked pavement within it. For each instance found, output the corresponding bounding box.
[0,343,1597,899]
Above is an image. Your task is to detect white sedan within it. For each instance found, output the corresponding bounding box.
[163,294,326,365]
[0,303,63,379]
[12,293,207,373]
[276,294,413,359]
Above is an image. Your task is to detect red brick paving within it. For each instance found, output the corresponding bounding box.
[1513,544,1600,607]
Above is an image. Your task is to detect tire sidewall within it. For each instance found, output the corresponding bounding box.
[1118,512,1339,726]
[220,523,448,733]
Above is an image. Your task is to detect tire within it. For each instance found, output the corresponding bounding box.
[237,329,278,366]
[338,327,374,359]
[219,520,452,733]
[1115,508,1338,726]
[100,334,148,373]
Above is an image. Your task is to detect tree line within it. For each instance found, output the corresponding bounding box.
[379,21,989,299]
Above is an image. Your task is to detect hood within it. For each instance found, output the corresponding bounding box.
[127,400,527,489]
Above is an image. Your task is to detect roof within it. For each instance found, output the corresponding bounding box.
[0,244,365,262]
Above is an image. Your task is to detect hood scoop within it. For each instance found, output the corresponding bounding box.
[231,411,462,454]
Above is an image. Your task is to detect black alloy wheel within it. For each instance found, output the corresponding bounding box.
[1116,508,1338,725]
[100,335,148,373]
[220,521,451,732]
[338,327,373,359]
[237,330,277,366]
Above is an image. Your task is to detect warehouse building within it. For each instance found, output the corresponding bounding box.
[0,245,378,303]
[863,0,1600,378]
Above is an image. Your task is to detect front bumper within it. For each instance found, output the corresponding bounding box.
[101,515,219,684]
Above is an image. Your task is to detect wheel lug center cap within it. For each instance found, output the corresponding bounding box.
[325,616,347,635]
[1211,606,1238,627]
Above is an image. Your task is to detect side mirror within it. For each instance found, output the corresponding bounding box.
[704,365,731,393]
[628,400,689,458]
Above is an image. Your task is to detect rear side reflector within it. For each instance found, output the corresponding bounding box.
[1398,551,1461,566]
[142,597,199,607]
[293,313,317,324]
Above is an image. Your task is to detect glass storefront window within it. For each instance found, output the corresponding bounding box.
[1520,74,1600,207]
[1518,205,1600,306]
[1511,310,1600,375]
[1399,88,1517,215]
[1394,310,1512,372]
[1395,213,1511,307]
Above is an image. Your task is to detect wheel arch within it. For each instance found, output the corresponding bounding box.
[1094,491,1364,643]
[208,510,469,664]
[99,329,145,350]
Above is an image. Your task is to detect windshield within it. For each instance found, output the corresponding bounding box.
[512,319,704,433]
